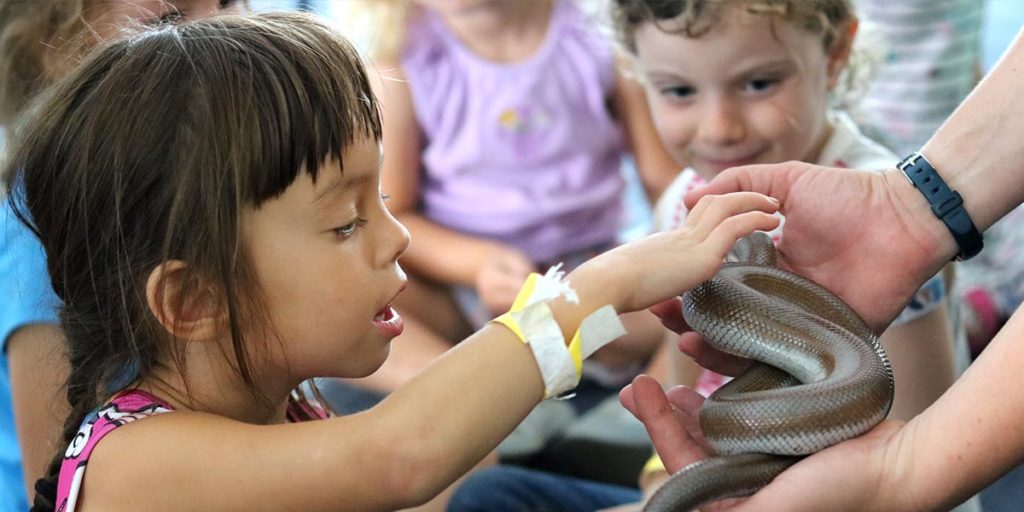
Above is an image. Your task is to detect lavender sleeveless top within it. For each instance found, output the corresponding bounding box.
[401,0,626,263]
[55,390,326,511]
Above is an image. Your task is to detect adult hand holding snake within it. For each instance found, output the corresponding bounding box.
[626,232,895,511]
[622,25,1024,512]
[622,161,1008,511]
[621,375,905,512]
[621,162,981,512]
[685,163,957,333]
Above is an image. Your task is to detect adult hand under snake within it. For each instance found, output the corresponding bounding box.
[620,162,960,511]
[622,30,1024,510]
[621,376,906,512]
[628,232,895,511]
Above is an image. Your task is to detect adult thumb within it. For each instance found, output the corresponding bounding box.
[683,161,811,210]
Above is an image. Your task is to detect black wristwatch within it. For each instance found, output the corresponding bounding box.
[898,152,983,261]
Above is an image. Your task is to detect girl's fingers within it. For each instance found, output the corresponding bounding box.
[704,211,781,258]
[685,192,779,239]
[684,193,718,225]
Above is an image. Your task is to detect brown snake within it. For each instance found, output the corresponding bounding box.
[644,232,894,511]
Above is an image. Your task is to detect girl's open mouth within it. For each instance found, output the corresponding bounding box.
[373,304,404,337]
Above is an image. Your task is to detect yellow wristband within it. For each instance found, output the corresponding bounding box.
[491,265,626,399]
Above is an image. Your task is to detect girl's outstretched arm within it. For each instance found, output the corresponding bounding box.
[76,192,780,512]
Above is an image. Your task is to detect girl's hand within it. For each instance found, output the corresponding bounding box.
[573,192,780,314]
[620,375,906,512]
[475,245,536,314]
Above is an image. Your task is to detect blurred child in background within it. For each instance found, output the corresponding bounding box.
[330,0,680,478]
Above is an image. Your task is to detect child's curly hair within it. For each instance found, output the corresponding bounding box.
[0,0,94,125]
[611,0,854,55]
[609,0,866,107]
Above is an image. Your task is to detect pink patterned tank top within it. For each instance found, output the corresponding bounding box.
[55,389,326,511]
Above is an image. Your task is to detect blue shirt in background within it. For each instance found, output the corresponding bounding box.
[1,200,60,511]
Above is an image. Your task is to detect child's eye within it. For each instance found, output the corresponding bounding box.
[333,217,368,240]
[659,85,696,102]
[744,78,781,94]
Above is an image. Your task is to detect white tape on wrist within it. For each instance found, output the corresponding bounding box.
[492,265,627,399]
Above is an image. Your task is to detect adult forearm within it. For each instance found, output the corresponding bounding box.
[888,304,1024,510]
[922,27,1024,232]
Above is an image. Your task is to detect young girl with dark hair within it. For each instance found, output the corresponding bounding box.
[4,11,781,511]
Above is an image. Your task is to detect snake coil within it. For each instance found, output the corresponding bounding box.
[644,232,894,511]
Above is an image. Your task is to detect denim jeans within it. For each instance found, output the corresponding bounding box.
[448,465,641,512]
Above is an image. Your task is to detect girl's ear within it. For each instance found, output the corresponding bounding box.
[826,17,859,90]
[146,261,226,342]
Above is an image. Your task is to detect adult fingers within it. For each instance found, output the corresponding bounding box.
[629,375,711,473]
[665,385,709,448]
[649,297,690,333]
[683,162,808,210]
[677,332,752,377]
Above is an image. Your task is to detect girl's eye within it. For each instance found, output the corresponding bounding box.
[660,85,696,102]
[381,194,391,201]
[744,77,781,94]
[333,218,368,240]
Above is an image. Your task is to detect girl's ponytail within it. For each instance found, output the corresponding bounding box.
[28,301,132,511]
[30,408,80,512]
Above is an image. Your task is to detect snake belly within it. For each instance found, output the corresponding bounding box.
[644,232,894,512]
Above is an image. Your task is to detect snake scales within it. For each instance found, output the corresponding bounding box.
[644,232,894,511]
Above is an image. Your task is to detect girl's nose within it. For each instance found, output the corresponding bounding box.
[698,97,746,146]
[378,209,411,267]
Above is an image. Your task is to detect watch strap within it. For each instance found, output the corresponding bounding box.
[898,152,983,261]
